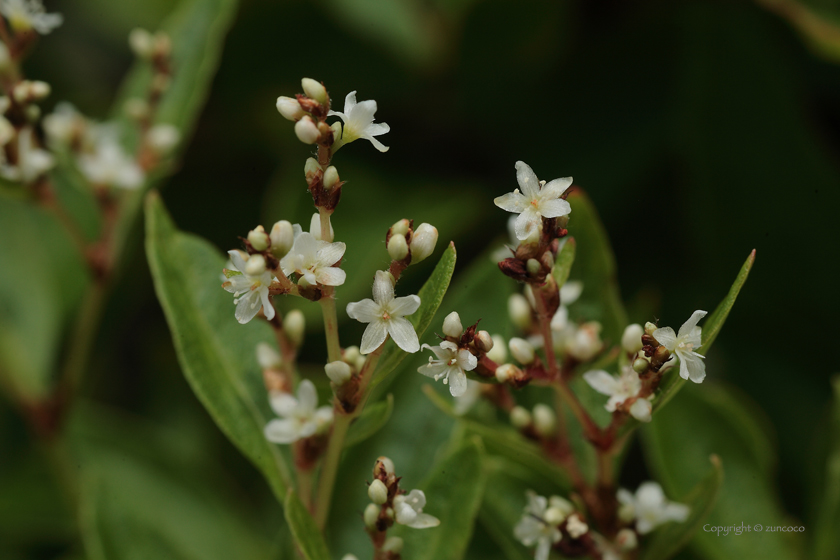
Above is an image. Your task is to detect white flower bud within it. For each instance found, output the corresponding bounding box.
[129,28,155,58]
[509,337,535,365]
[0,116,13,146]
[13,80,50,103]
[644,321,658,335]
[284,310,305,347]
[382,537,403,554]
[565,513,588,538]
[247,225,270,251]
[474,330,493,352]
[124,97,150,120]
[309,212,334,241]
[508,294,532,330]
[375,456,395,476]
[410,223,438,263]
[341,555,360,560]
[509,406,531,429]
[486,335,507,363]
[543,506,567,526]
[368,479,388,505]
[276,96,305,121]
[364,503,380,529]
[325,360,352,385]
[495,363,518,383]
[442,311,463,338]
[294,116,320,144]
[343,346,361,366]
[245,254,267,276]
[616,528,638,550]
[301,78,328,104]
[565,322,603,362]
[323,165,339,189]
[621,323,644,354]
[270,220,295,258]
[0,96,11,114]
[304,157,321,179]
[532,404,556,437]
[354,354,367,373]
[390,219,410,236]
[632,357,649,374]
[256,342,281,369]
[526,258,541,276]
[387,233,409,261]
[549,495,575,517]
[147,123,180,153]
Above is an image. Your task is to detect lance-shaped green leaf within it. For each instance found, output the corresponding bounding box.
[145,192,290,501]
[396,438,486,560]
[811,375,840,560]
[371,243,456,387]
[345,393,394,448]
[639,455,724,560]
[284,490,331,560]
[552,236,576,288]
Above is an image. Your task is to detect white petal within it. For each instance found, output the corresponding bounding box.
[494,191,529,213]
[346,299,381,323]
[260,289,276,321]
[269,392,298,417]
[264,419,300,443]
[315,266,346,286]
[389,294,421,317]
[560,280,583,304]
[617,488,634,507]
[418,362,448,378]
[448,368,468,397]
[387,317,420,353]
[550,305,569,331]
[235,292,262,324]
[538,197,571,219]
[316,241,346,267]
[630,398,652,422]
[677,310,707,339]
[228,250,248,273]
[535,538,552,560]
[457,348,478,371]
[360,320,388,354]
[514,517,544,545]
[296,380,318,414]
[343,91,357,113]
[636,518,655,535]
[348,99,377,131]
[540,176,573,200]
[636,482,665,509]
[297,420,318,439]
[513,207,541,240]
[515,161,540,199]
[366,122,390,136]
[405,513,440,529]
[372,270,395,305]
[679,350,706,383]
[583,370,619,396]
[664,503,690,523]
[363,133,389,153]
[652,326,677,350]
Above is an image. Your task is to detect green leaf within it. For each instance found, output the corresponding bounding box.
[811,375,840,560]
[757,0,840,63]
[284,490,331,560]
[642,384,797,560]
[396,438,486,560]
[551,236,576,288]
[372,242,457,387]
[640,455,724,560]
[144,192,290,501]
[345,393,394,448]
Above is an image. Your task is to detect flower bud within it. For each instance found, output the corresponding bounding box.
[284,310,305,347]
[13,80,50,103]
[632,357,649,374]
[343,346,361,366]
[325,360,352,385]
[474,330,493,352]
[549,495,575,517]
[276,96,305,121]
[495,363,519,383]
[442,311,463,338]
[247,225,270,252]
[304,157,322,180]
[543,506,567,526]
[256,342,281,369]
[616,528,638,550]
[270,220,295,258]
[387,233,409,261]
[526,258,541,276]
[355,354,367,373]
[409,223,438,263]
[565,322,603,362]
[644,321,658,335]
[486,335,507,363]
[509,337,535,365]
[147,124,180,153]
[532,404,556,437]
[301,78,328,104]
[245,254,267,276]
[294,116,320,144]
[509,406,532,429]
[508,294,532,331]
[565,513,588,538]
[382,537,404,554]
[364,503,380,529]
[124,97,150,121]
[374,456,395,477]
[341,555,360,560]
[129,28,154,58]
[0,116,13,146]
[390,219,410,236]
[368,479,388,505]
[323,165,339,189]
[621,324,644,354]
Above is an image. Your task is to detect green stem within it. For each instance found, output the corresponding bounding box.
[59,282,106,409]
[319,287,342,363]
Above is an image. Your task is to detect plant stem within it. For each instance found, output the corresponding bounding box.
[319,286,342,363]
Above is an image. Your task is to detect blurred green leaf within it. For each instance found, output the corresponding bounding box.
[640,455,724,560]
[756,0,840,62]
[811,375,840,560]
[284,490,331,560]
[372,242,457,387]
[552,237,576,288]
[396,438,486,560]
[345,393,394,448]
[145,191,290,501]
[642,384,797,560]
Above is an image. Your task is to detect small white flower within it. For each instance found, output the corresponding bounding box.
[79,135,144,189]
[279,231,346,287]
[0,0,62,34]
[264,379,333,444]
[563,321,603,362]
[417,340,477,397]
[514,492,562,560]
[494,161,572,241]
[394,489,440,528]
[565,513,589,539]
[583,366,652,422]
[617,482,689,535]
[550,280,583,331]
[329,91,390,152]
[222,250,276,324]
[0,127,55,183]
[43,102,84,145]
[653,310,707,383]
[346,271,420,354]
[146,123,180,153]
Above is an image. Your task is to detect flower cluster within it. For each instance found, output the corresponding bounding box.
[263,379,333,444]
[514,491,591,560]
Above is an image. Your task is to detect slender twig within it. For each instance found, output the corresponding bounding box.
[319,286,342,363]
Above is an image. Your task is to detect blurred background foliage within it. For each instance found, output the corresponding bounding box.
[2,0,840,558]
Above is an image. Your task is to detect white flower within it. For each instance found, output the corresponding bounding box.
[550,280,583,331]
[393,489,440,528]
[264,380,333,444]
[222,251,276,324]
[514,492,562,560]
[79,135,144,189]
[617,482,689,535]
[279,231,346,287]
[346,271,420,354]
[43,102,85,145]
[0,127,54,183]
[146,123,180,153]
[417,341,477,397]
[653,310,707,383]
[494,161,572,241]
[0,0,62,34]
[563,321,603,361]
[329,91,390,152]
[584,366,652,422]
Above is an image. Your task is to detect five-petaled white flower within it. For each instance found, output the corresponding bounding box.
[417,341,477,397]
[583,366,652,422]
[394,489,440,529]
[0,0,62,34]
[346,270,420,354]
[329,91,390,152]
[514,492,563,560]
[494,161,572,241]
[264,379,333,444]
[79,135,144,189]
[279,231,346,287]
[222,251,276,324]
[653,310,707,383]
[0,127,55,184]
[617,482,689,535]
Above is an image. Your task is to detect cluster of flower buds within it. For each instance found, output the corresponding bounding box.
[364,457,439,559]
[514,491,595,560]
[277,78,336,145]
[509,403,557,438]
[385,219,439,278]
[324,344,368,413]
